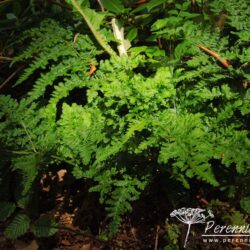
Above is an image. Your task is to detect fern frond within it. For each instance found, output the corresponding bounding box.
[11,155,38,199]
[4,214,31,239]
[32,216,58,237]
[57,103,105,166]
[106,175,147,233]
[12,19,73,63]
[0,202,16,221]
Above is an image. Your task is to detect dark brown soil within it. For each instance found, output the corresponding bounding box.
[0,169,249,250]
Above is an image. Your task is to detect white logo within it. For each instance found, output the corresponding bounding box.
[170,207,214,248]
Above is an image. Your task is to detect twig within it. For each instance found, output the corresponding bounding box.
[154,225,160,250]
[216,13,227,29]
[0,65,24,91]
[0,56,13,61]
[51,155,76,166]
[0,149,33,155]
[57,224,94,238]
[136,0,148,4]
[200,198,209,205]
[196,195,209,205]
[197,44,230,68]
[0,0,14,4]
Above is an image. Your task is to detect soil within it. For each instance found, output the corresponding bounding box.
[1,169,249,250]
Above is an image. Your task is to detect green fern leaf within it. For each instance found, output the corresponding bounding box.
[12,155,38,197]
[4,214,31,239]
[0,202,16,221]
[32,216,57,237]
[105,175,147,234]
[101,0,125,14]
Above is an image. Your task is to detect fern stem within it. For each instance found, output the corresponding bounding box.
[1,150,33,155]
[71,0,117,57]
[2,151,76,166]
[51,155,76,166]
[21,121,38,153]
[2,150,76,165]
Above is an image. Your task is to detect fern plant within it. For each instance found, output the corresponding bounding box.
[0,0,249,240]
[0,18,99,239]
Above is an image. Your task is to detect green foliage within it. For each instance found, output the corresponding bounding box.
[90,171,148,233]
[157,112,220,188]
[240,197,250,213]
[4,214,31,239]
[222,210,246,225]
[106,175,144,233]
[0,202,16,221]
[164,222,181,250]
[12,155,38,199]
[32,216,58,238]
[101,0,125,14]
[0,0,249,241]
[58,103,105,166]
[66,0,117,56]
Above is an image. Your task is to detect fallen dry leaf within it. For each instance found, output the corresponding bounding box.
[14,240,38,250]
[61,239,71,246]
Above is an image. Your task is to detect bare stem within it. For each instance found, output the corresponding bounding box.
[111,18,128,57]
[0,0,14,4]
[0,66,24,90]
[0,56,13,61]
